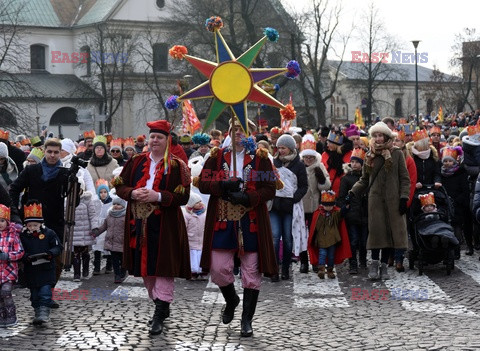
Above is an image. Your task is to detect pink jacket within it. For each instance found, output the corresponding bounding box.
[0,223,24,284]
[183,209,206,250]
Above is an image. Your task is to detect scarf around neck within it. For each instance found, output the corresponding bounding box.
[277,149,297,167]
[41,158,61,181]
[365,138,394,169]
[411,145,431,160]
[110,207,126,218]
[441,163,460,177]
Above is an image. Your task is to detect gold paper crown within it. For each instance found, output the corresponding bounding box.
[83,130,96,139]
[396,129,406,141]
[270,127,283,135]
[466,125,480,136]
[93,135,107,145]
[429,126,441,135]
[0,204,10,221]
[412,129,429,142]
[0,129,9,140]
[31,136,42,146]
[29,147,45,160]
[419,192,435,208]
[321,190,336,204]
[24,202,43,220]
[95,178,109,188]
[351,147,366,161]
[110,138,123,148]
[76,145,86,155]
[301,133,316,151]
[123,137,135,148]
[442,147,459,160]
[104,133,113,144]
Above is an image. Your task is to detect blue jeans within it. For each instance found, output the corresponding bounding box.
[30,285,52,308]
[347,224,368,267]
[270,210,293,274]
[319,245,336,267]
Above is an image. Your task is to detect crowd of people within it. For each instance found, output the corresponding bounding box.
[1,110,480,337]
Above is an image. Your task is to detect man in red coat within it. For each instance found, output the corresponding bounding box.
[198,119,277,337]
[115,119,191,336]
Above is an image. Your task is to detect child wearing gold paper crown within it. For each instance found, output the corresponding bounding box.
[20,200,62,325]
[0,204,24,327]
[308,190,351,279]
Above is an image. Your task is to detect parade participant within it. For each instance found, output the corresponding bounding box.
[338,148,368,274]
[92,197,127,283]
[349,122,410,280]
[0,129,26,172]
[198,118,277,337]
[92,179,113,275]
[109,138,126,166]
[321,130,350,195]
[345,124,362,148]
[25,147,44,166]
[134,135,145,154]
[440,146,470,258]
[169,132,189,165]
[115,119,191,336]
[123,138,136,160]
[20,200,62,325]
[77,130,96,161]
[300,134,331,273]
[71,179,98,281]
[180,135,195,159]
[0,143,18,191]
[61,138,95,194]
[0,204,23,327]
[86,135,119,184]
[189,133,211,160]
[9,138,69,301]
[269,127,283,154]
[309,190,349,279]
[270,133,308,281]
[183,192,207,280]
[429,125,445,155]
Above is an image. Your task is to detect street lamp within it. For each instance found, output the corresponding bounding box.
[412,40,421,126]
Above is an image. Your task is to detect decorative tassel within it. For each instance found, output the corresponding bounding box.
[174,184,185,194]
[163,135,171,175]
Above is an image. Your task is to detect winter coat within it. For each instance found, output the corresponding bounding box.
[21,226,62,288]
[337,164,367,226]
[0,223,24,284]
[9,163,69,241]
[97,208,125,253]
[302,155,331,214]
[87,158,119,184]
[116,152,191,279]
[62,154,95,194]
[0,157,18,191]
[72,191,98,247]
[407,143,441,186]
[183,208,206,250]
[473,173,480,222]
[272,153,308,214]
[92,198,112,252]
[311,209,342,248]
[442,165,470,224]
[321,149,352,195]
[405,155,417,208]
[350,148,410,249]
[2,141,26,173]
[462,135,480,177]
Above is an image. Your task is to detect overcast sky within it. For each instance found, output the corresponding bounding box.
[281,0,480,75]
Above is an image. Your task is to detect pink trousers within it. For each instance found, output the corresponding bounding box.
[142,276,175,303]
[210,250,262,290]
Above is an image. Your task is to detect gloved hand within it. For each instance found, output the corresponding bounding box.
[314,167,326,184]
[399,198,408,215]
[25,255,37,263]
[228,191,250,207]
[0,252,9,261]
[90,228,100,238]
[345,191,355,206]
[220,178,243,195]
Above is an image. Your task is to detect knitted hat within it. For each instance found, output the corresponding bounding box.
[300,133,317,157]
[27,147,44,164]
[276,134,297,151]
[187,192,202,208]
[192,133,211,146]
[61,138,77,155]
[95,179,110,197]
[113,196,127,207]
[0,142,8,158]
[369,122,392,138]
[345,124,360,138]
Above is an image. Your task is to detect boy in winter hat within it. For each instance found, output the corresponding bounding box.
[20,200,62,325]
[0,204,24,327]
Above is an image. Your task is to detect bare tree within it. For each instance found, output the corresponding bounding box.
[449,28,480,111]
[78,22,138,132]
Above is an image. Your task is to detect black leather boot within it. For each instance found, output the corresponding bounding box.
[241,288,259,337]
[93,251,101,275]
[73,255,81,282]
[219,283,240,324]
[299,251,309,273]
[82,252,90,278]
[149,299,170,335]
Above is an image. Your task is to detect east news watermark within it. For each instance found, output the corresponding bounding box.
[351,288,429,301]
[52,288,129,301]
[51,51,129,64]
[351,51,428,64]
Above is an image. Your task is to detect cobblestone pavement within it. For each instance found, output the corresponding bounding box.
[2,251,480,350]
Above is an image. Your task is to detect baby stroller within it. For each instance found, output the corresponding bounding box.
[408,185,458,276]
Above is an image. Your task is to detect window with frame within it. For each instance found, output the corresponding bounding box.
[394,98,402,117]
[153,43,168,72]
[31,45,46,70]
[0,108,16,127]
[80,46,91,76]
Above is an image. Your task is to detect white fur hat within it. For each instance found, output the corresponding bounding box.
[369,121,392,138]
[187,192,202,208]
[61,138,77,155]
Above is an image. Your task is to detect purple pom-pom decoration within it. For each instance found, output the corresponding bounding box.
[286,60,301,79]
[240,136,257,154]
[165,95,180,110]
[263,27,279,42]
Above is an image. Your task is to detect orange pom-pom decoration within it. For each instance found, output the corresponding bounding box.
[280,103,296,121]
[169,45,188,60]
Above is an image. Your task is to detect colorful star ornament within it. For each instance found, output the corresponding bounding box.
[166,16,300,136]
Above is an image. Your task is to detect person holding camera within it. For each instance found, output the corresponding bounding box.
[60,138,95,194]
[9,138,69,307]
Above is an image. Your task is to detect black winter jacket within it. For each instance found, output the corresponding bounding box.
[337,166,368,226]
[441,166,470,224]
[413,152,441,186]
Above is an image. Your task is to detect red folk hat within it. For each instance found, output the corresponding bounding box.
[146,120,171,136]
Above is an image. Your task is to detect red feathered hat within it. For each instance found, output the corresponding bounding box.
[146,120,171,135]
